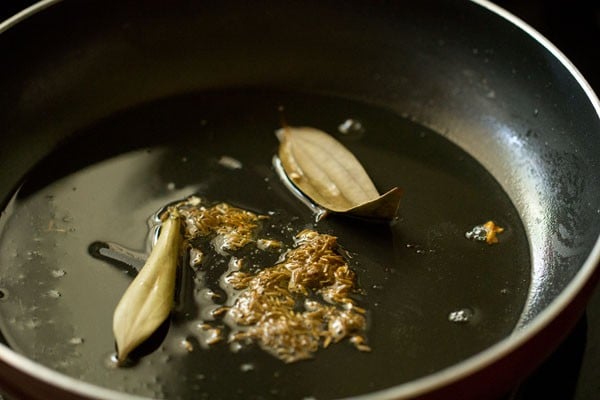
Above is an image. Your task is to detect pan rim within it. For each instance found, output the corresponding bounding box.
[0,0,599,399]
[359,0,600,398]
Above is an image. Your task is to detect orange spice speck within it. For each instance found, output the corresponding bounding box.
[483,220,504,244]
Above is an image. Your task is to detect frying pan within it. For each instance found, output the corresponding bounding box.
[0,0,599,399]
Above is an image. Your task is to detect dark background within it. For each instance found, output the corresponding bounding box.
[1,1,600,399]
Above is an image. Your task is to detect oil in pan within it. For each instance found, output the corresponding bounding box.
[0,89,531,399]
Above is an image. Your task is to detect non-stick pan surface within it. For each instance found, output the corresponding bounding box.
[0,1,599,399]
[0,88,534,399]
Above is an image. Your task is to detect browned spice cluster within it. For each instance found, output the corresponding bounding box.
[225,229,369,363]
[175,197,267,252]
[173,197,370,363]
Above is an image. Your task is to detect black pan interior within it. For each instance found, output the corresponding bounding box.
[0,88,531,398]
[0,0,599,398]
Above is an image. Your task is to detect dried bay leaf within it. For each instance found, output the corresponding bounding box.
[276,126,401,219]
[112,213,181,363]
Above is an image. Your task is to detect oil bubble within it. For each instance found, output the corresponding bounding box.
[69,337,85,345]
[104,353,121,369]
[218,155,243,170]
[448,308,475,323]
[338,119,364,135]
[26,250,42,260]
[240,363,255,372]
[465,225,487,242]
[189,248,204,268]
[46,289,61,298]
[51,269,66,278]
[230,342,243,353]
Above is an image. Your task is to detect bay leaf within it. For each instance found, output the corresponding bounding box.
[112,213,181,363]
[276,126,401,219]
